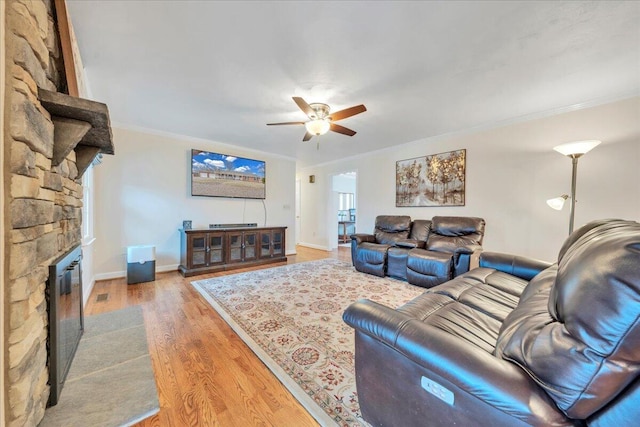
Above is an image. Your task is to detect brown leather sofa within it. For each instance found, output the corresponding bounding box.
[343,219,640,426]
[351,215,485,287]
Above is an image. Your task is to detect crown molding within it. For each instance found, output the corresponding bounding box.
[299,92,640,171]
[111,121,298,163]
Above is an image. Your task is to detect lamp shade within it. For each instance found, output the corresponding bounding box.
[547,194,569,210]
[305,119,330,136]
[553,140,601,157]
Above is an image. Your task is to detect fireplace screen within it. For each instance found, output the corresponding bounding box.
[47,244,84,406]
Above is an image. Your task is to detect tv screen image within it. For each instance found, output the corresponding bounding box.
[191,150,266,199]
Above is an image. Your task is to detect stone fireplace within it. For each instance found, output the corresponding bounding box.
[2,1,113,425]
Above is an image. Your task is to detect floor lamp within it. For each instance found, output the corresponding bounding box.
[546,140,601,235]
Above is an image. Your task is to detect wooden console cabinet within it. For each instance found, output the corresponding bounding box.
[179,227,287,277]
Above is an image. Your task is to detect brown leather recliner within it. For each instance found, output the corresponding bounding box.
[344,219,640,426]
[351,215,412,277]
[386,219,431,279]
[405,216,485,287]
[351,215,485,284]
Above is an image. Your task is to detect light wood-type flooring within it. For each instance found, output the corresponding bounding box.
[84,245,352,427]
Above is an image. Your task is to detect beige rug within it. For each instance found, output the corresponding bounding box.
[191,259,426,426]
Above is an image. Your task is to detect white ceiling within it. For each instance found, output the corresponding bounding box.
[66,1,640,167]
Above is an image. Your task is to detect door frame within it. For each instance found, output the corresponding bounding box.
[328,170,358,250]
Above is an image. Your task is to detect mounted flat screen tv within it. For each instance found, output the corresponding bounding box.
[191,149,266,199]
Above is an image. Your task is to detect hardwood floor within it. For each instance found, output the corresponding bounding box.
[84,245,352,427]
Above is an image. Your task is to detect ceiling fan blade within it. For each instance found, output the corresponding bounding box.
[328,104,367,121]
[292,97,314,118]
[302,131,314,142]
[330,123,356,136]
[266,121,306,126]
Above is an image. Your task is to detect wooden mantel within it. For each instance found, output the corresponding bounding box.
[38,88,114,178]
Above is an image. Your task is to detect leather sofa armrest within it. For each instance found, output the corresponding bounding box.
[394,319,569,425]
[343,299,414,346]
[344,299,570,426]
[351,234,376,245]
[479,251,552,281]
[453,243,482,255]
[395,239,426,249]
[453,244,483,270]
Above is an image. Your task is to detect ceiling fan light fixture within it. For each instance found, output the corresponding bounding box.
[267,97,365,141]
[305,119,330,136]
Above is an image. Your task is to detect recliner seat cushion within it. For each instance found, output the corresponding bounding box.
[495,220,640,419]
[355,242,390,277]
[406,249,453,288]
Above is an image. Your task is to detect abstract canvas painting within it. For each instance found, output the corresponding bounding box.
[396,149,466,207]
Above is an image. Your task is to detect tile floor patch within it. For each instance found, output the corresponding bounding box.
[40,306,158,427]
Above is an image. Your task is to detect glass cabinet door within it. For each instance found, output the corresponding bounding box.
[272,230,284,257]
[260,232,272,258]
[208,233,225,265]
[189,234,208,268]
[228,233,243,263]
[244,232,258,261]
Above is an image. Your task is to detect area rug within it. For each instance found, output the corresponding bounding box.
[191,258,426,426]
[40,306,159,427]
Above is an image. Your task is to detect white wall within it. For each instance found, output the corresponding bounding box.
[93,126,296,278]
[298,97,640,261]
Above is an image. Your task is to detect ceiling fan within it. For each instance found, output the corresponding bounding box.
[267,97,367,147]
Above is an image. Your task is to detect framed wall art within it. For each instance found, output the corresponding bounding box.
[396,149,466,207]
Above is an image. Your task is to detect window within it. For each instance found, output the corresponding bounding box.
[338,192,354,211]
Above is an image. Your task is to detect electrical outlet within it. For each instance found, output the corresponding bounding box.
[421,376,454,405]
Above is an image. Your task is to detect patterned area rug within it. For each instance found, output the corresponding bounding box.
[191,259,426,426]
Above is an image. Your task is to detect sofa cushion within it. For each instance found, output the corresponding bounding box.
[495,219,640,419]
[356,242,389,265]
[374,215,411,245]
[406,249,453,288]
[409,219,431,242]
[427,216,485,253]
[387,247,411,280]
[397,267,529,354]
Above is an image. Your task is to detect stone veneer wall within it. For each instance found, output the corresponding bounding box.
[3,0,83,425]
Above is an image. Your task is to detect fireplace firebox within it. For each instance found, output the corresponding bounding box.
[46,244,84,406]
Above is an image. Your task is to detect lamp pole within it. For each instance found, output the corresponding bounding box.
[552,140,600,236]
[568,155,579,234]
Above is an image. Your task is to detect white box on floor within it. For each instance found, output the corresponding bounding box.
[127,245,156,284]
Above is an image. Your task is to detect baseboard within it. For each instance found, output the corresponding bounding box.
[94,264,179,281]
[296,242,332,252]
[285,249,297,256]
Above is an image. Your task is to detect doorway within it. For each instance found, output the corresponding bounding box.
[295,179,301,245]
[331,171,357,249]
